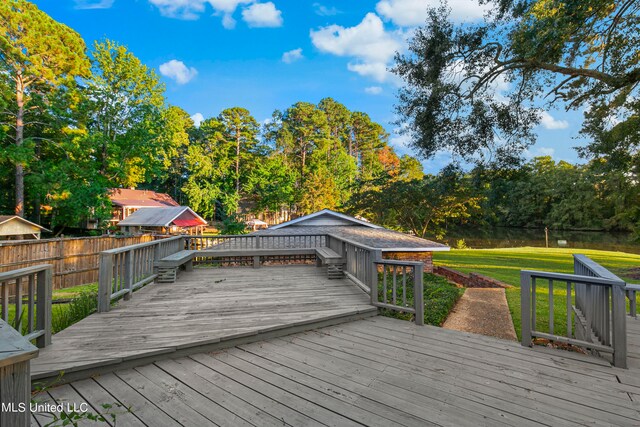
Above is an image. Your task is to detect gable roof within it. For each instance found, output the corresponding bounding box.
[270,209,382,230]
[117,207,206,227]
[109,188,179,208]
[0,216,51,232]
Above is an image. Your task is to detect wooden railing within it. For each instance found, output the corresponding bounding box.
[0,265,52,347]
[1,319,39,427]
[184,234,327,250]
[97,236,184,312]
[326,234,425,325]
[521,255,628,368]
[373,260,425,326]
[95,232,428,326]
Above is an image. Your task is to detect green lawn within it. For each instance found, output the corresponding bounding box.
[433,247,640,339]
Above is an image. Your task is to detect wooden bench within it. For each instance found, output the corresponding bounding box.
[315,247,345,279]
[154,250,196,283]
[197,248,316,269]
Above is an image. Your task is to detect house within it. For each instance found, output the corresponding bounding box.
[108,188,179,225]
[0,216,51,240]
[117,207,207,235]
[255,209,449,272]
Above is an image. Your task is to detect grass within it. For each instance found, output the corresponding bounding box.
[433,247,640,339]
[7,283,99,335]
[379,273,465,326]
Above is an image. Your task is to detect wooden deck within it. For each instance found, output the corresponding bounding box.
[31,266,375,382]
[32,316,640,427]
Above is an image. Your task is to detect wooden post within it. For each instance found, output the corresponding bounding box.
[414,264,424,326]
[0,320,38,427]
[370,250,382,305]
[35,266,52,348]
[611,282,627,368]
[123,250,133,301]
[98,253,113,313]
[521,271,532,347]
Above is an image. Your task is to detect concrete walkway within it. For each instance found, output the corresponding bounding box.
[443,288,518,341]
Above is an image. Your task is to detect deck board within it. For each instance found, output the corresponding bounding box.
[31,266,374,381]
[33,316,640,427]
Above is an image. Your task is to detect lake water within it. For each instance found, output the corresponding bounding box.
[441,227,640,254]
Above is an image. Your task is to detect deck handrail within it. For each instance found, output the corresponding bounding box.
[0,264,52,347]
[521,256,628,368]
[96,232,429,324]
[373,259,424,325]
[98,236,185,312]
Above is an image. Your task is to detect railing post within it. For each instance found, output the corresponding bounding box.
[628,289,637,318]
[0,320,38,427]
[370,250,382,305]
[611,282,628,368]
[414,264,424,326]
[35,266,52,348]
[521,271,532,347]
[98,253,114,313]
[123,250,133,301]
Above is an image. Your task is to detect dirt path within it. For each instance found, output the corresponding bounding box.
[443,288,518,341]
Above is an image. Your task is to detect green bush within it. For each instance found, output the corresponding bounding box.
[379,273,464,326]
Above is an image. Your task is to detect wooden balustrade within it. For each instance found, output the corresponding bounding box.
[521,254,628,367]
[0,265,52,347]
[373,260,425,326]
[98,236,184,312]
[95,232,428,326]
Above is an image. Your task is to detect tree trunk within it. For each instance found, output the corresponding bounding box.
[15,75,25,217]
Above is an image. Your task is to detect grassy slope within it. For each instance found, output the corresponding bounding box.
[433,247,640,339]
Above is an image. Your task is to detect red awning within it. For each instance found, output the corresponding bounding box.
[172,218,205,227]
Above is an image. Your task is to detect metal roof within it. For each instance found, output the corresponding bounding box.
[117,207,206,227]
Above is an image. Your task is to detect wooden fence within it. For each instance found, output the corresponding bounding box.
[0,235,155,290]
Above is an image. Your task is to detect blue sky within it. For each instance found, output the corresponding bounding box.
[33,0,587,172]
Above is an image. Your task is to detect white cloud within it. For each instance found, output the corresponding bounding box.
[375,0,489,26]
[390,132,411,147]
[310,13,403,82]
[313,3,340,16]
[282,48,303,64]
[159,60,198,84]
[365,86,383,95]
[74,0,114,9]
[148,0,255,26]
[539,111,569,130]
[242,2,283,28]
[191,113,205,127]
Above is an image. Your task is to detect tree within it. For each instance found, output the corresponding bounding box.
[80,39,166,188]
[0,0,89,216]
[182,117,226,220]
[349,166,482,238]
[218,107,260,202]
[394,0,640,166]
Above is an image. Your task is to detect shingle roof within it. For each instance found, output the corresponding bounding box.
[117,207,206,227]
[255,226,449,251]
[109,189,179,208]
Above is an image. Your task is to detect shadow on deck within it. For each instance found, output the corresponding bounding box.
[31,266,375,383]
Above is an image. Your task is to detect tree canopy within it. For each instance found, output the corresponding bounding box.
[394,0,640,166]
